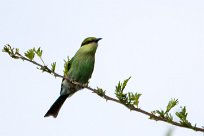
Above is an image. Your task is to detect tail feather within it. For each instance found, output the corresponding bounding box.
[44,95,69,118]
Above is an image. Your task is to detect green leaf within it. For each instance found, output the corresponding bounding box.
[176,106,187,119]
[2,45,20,59]
[175,106,192,127]
[34,47,43,57]
[24,49,35,60]
[51,62,56,72]
[115,77,133,106]
[121,77,131,91]
[155,110,165,118]
[63,57,70,76]
[2,45,11,53]
[165,98,179,113]
[132,93,142,108]
[96,87,106,97]
[166,113,173,122]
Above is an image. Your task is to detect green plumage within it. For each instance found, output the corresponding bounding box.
[44,37,102,118]
[68,43,97,83]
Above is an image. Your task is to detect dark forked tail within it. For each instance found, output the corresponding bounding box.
[44,95,69,118]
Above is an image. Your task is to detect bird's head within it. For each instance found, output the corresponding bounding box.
[81,37,102,47]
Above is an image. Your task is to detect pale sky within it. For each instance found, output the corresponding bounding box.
[1,0,204,136]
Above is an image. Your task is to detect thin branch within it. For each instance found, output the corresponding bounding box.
[86,86,204,132]
[3,44,204,133]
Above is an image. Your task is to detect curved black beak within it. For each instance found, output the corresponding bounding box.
[95,38,102,43]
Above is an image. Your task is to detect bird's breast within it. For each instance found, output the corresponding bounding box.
[68,54,95,83]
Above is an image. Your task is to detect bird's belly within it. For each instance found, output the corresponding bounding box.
[60,79,83,95]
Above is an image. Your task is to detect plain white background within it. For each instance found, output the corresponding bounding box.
[1,0,204,135]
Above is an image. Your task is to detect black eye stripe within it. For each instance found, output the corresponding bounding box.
[81,40,94,46]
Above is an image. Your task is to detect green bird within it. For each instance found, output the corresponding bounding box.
[44,37,102,118]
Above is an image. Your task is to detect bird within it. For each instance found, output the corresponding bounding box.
[44,37,102,118]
